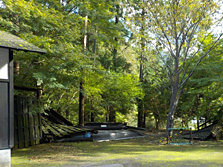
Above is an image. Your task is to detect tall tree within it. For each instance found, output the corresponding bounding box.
[143,0,223,131]
[78,15,88,126]
[137,0,146,128]
[125,0,149,127]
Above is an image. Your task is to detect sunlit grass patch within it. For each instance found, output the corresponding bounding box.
[11,135,223,167]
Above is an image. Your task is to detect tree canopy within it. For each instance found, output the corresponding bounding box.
[0,0,222,129]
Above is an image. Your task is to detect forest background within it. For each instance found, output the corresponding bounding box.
[0,0,223,130]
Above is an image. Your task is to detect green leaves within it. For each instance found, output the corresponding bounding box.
[0,0,143,124]
[177,40,223,122]
[102,72,143,113]
[6,0,223,127]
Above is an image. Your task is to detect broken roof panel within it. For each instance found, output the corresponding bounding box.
[0,31,46,54]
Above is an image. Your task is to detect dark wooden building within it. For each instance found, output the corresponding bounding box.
[0,31,45,166]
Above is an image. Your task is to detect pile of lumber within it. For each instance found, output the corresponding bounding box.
[41,110,96,142]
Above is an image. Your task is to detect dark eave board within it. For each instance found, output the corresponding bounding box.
[0,31,46,54]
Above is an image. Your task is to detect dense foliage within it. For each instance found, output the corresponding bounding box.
[0,0,222,128]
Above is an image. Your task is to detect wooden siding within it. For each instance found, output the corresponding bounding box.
[14,96,42,149]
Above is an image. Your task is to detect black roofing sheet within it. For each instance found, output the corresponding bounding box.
[0,31,46,53]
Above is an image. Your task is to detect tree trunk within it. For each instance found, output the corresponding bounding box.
[109,108,116,122]
[155,118,158,130]
[137,99,144,127]
[138,1,145,128]
[143,112,146,128]
[78,15,88,126]
[197,117,200,130]
[106,107,108,122]
[79,81,85,126]
[90,100,95,122]
[113,6,119,71]
[137,60,144,128]
[91,111,94,122]
[166,85,180,133]
[166,58,180,134]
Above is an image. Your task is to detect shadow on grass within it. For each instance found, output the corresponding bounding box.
[11,137,223,167]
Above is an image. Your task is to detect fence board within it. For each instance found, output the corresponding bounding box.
[23,98,29,147]
[18,96,24,148]
[29,114,35,146]
[14,97,18,149]
[14,96,42,149]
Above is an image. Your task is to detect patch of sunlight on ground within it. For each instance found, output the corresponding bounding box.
[11,136,223,167]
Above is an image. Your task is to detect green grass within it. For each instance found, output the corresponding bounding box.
[11,134,223,167]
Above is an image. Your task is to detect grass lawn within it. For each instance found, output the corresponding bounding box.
[11,133,223,167]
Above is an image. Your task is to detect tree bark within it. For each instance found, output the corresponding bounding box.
[78,15,88,126]
[137,0,145,128]
[79,81,85,126]
[166,58,181,133]
[143,112,146,128]
[90,100,95,122]
[137,57,144,128]
[166,87,178,130]
[91,111,94,122]
[113,5,119,71]
[197,117,200,130]
[137,99,144,127]
[109,108,116,122]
